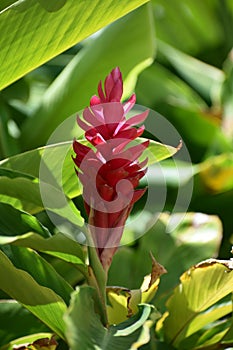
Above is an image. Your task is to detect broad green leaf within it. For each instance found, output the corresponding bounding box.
[152,104,232,163]
[0,1,17,12]
[0,146,84,225]
[199,327,230,349]
[21,3,155,149]
[175,301,232,349]
[163,259,233,347]
[158,41,225,104]
[1,245,73,305]
[64,286,154,350]
[0,0,149,90]
[0,176,41,213]
[0,143,79,196]
[144,160,196,188]
[0,250,67,340]
[0,301,49,347]
[165,106,225,149]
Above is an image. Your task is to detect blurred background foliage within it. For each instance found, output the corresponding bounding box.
[0,0,233,348]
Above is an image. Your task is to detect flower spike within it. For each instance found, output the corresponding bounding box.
[73,67,149,271]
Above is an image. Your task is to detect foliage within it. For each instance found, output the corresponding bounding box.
[0,0,233,349]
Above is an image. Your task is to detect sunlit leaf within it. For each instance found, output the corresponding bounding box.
[143,138,180,165]
[20,3,155,149]
[163,259,233,347]
[0,0,149,90]
[0,147,84,225]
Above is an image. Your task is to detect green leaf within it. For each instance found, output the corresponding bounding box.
[144,138,180,165]
[20,3,155,149]
[0,202,50,238]
[0,0,149,90]
[222,318,233,344]
[163,259,233,347]
[0,102,19,157]
[158,41,225,104]
[0,250,67,340]
[136,63,207,110]
[64,286,154,350]
[1,245,73,305]
[107,257,165,325]
[0,301,49,347]
[0,333,54,350]
[0,146,84,225]
[0,143,79,197]
[0,231,87,277]
[195,320,232,349]
[152,0,223,54]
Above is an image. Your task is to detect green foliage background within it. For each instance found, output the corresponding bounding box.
[0,0,233,349]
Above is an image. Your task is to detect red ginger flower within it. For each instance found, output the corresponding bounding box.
[73,68,149,271]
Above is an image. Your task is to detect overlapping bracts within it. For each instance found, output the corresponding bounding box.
[73,68,149,271]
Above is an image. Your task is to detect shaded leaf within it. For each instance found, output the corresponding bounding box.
[1,245,73,305]
[136,63,207,110]
[109,212,222,310]
[0,231,87,277]
[107,255,165,325]
[0,301,49,347]
[199,153,233,193]
[0,334,54,350]
[158,41,224,103]
[152,0,223,54]
[0,146,84,225]
[0,250,67,339]
[65,286,154,349]
[0,202,50,238]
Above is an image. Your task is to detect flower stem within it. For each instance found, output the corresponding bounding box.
[84,226,108,327]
